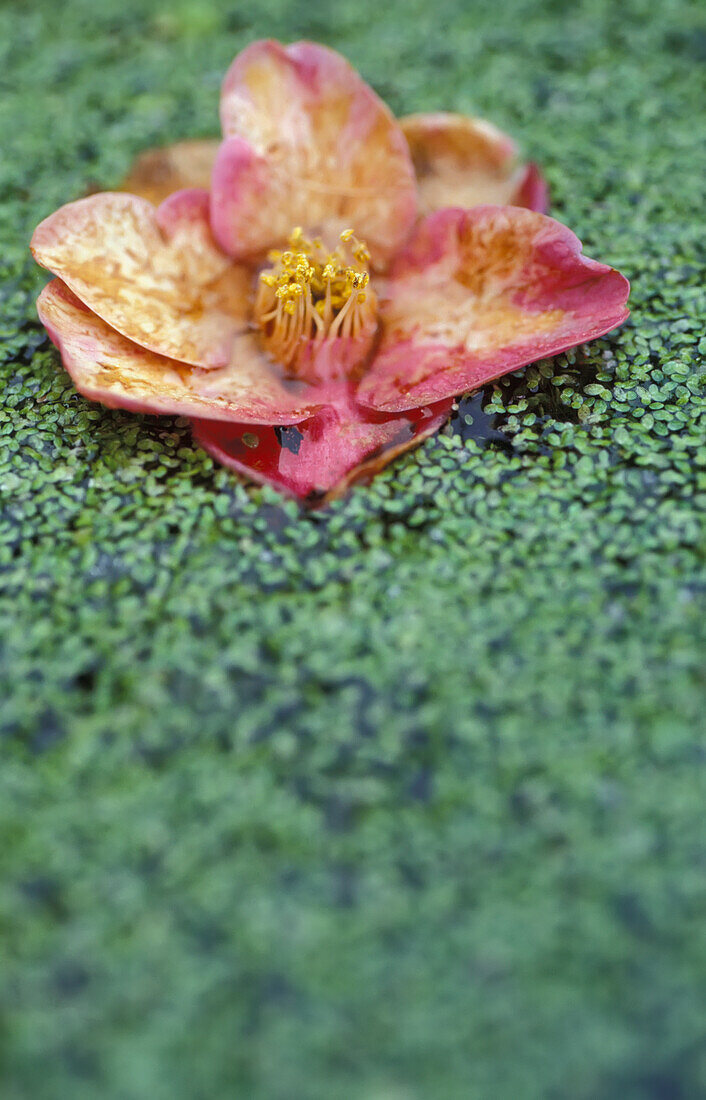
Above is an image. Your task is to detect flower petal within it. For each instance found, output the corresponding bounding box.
[512,163,548,214]
[191,385,451,503]
[118,139,219,205]
[357,206,630,412]
[37,279,325,425]
[401,112,548,214]
[31,190,250,370]
[212,40,417,266]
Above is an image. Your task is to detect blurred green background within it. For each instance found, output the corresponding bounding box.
[1,0,705,1097]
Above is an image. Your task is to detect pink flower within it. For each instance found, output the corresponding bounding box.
[31,39,629,504]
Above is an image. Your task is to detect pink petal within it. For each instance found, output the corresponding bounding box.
[401,112,548,214]
[31,190,251,370]
[357,205,630,412]
[512,163,548,214]
[37,279,326,425]
[118,139,220,205]
[191,385,452,503]
[212,39,417,266]
[288,334,378,386]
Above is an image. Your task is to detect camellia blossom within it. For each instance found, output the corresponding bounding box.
[31,40,629,504]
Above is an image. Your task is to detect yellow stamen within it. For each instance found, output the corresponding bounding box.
[254,226,378,370]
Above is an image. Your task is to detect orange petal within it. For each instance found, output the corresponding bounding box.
[37,279,325,425]
[358,206,630,412]
[31,189,250,370]
[192,384,452,504]
[118,139,219,205]
[401,112,548,214]
[213,40,417,266]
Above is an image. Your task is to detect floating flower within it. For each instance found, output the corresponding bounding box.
[31,40,629,504]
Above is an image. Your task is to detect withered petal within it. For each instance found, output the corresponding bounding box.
[118,139,220,205]
[37,279,325,425]
[401,112,548,215]
[358,205,630,412]
[213,39,417,266]
[191,385,452,503]
[31,189,251,370]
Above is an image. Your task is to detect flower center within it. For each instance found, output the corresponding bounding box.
[254,227,378,374]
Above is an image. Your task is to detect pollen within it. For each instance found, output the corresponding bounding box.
[254,227,378,371]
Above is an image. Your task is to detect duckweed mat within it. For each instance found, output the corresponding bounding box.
[1,1,705,1097]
